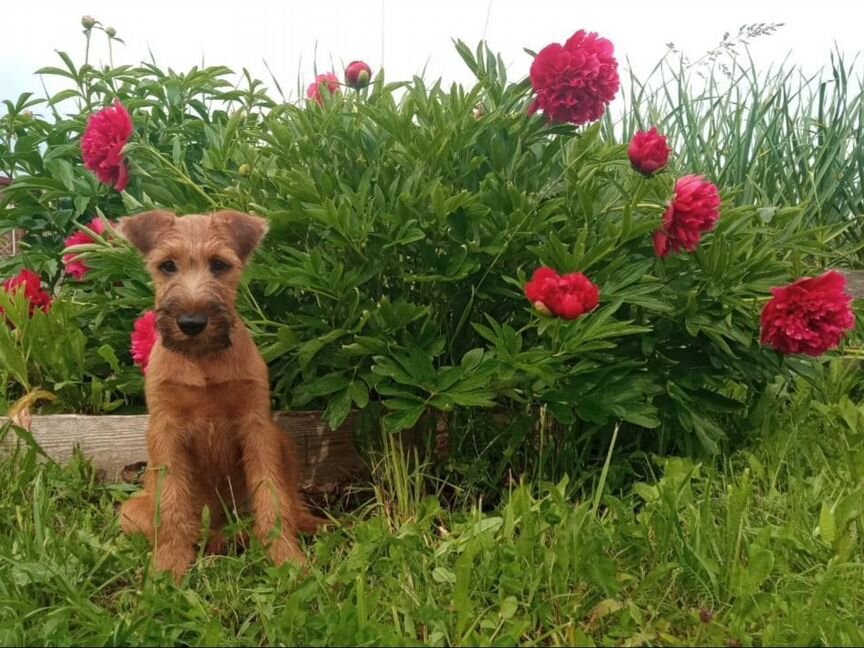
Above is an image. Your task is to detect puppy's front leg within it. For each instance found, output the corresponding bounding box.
[239,414,306,567]
[147,417,199,581]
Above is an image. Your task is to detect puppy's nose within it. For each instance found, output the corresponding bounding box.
[177,313,208,337]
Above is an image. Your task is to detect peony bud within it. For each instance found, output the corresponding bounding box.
[307,73,341,106]
[628,127,671,177]
[238,163,252,177]
[105,26,117,38]
[344,60,372,90]
[81,15,97,30]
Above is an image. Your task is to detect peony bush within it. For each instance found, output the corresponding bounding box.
[0,28,857,462]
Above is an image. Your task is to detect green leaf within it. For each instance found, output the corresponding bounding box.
[73,195,91,216]
[324,389,353,430]
[348,380,369,408]
[743,545,774,593]
[431,567,456,584]
[302,374,350,398]
[383,405,425,433]
[48,89,81,106]
[0,314,29,389]
[34,66,76,79]
[633,483,659,503]
[55,51,79,80]
[371,357,418,387]
[96,345,121,373]
[588,554,620,596]
[298,329,346,368]
[460,348,484,372]
[44,159,76,191]
[820,501,836,545]
[499,596,518,620]
[834,489,863,531]
[448,391,495,407]
[402,348,435,385]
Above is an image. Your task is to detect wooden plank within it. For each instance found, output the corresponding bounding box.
[0,411,367,490]
[841,269,864,299]
[273,411,367,488]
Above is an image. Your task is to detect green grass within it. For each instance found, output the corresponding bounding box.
[2,368,864,647]
[604,48,864,258]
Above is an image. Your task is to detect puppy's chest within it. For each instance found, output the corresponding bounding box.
[155,378,263,421]
[188,420,243,473]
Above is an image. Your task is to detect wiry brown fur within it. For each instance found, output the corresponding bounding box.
[117,209,326,581]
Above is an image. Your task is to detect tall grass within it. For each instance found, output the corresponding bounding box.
[605,48,864,260]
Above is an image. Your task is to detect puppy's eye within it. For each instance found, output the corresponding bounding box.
[210,259,231,274]
[159,260,178,275]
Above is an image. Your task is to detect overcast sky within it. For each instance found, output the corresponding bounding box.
[3,0,863,107]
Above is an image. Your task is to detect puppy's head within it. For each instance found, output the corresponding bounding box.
[118,209,268,357]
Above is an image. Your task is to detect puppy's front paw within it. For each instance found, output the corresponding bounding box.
[154,543,196,582]
[268,535,308,569]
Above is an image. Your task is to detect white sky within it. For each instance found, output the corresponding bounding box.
[3,0,864,107]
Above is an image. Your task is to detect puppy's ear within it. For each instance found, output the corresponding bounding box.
[117,210,176,255]
[212,210,269,262]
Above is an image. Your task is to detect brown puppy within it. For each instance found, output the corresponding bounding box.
[117,209,324,580]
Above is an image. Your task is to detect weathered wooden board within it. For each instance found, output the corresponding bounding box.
[0,411,367,490]
[841,269,864,298]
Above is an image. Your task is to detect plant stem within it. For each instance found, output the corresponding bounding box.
[592,422,620,515]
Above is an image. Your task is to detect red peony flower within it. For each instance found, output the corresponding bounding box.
[345,60,372,89]
[307,73,341,106]
[525,267,559,304]
[654,175,721,258]
[653,230,670,257]
[628,127,671,176]
[524,266,600,320]
[760,271,855,356]
[529,30,620,125]
[2,268,52,316]
[63,217,108,280]
[131,310,159,374]
[81,99,133,192]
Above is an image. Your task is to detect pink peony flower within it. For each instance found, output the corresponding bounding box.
[761,271,855,356]
[628,127,671,176]
[63,217,108,280]
[529,30,620,125]
[306,73,341,106]
[654,175,721,257]
[81,99,133,192]
[131,310,159,374]
[524,266,600,320]
[2,268,52,316]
